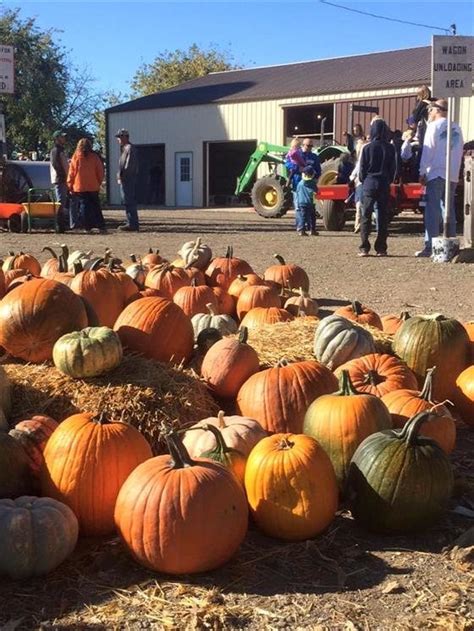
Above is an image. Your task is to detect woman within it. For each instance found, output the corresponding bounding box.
[67,138,106,233]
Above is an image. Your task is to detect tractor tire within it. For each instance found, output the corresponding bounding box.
[322,200,346,231]
[318,158,340,186]
[251,175,292,218]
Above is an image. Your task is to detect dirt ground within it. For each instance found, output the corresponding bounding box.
[0,207,473,630]
[1,207,472,321]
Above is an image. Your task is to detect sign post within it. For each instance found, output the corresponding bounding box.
[0,45,14,95]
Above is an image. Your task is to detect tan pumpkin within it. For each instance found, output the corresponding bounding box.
[284,288,319,317]
[177,237,213,270]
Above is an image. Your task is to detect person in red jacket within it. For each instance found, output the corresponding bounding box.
[67,138,106,233]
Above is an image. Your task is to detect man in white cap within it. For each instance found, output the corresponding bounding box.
[116,129,139,231]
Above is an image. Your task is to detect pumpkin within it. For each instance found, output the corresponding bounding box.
[182,410,267,458]
[381,367,456,454]
[53,327,123,378]
[303,370,392,489]
[198,424,246,486]
[70,261,124,328]
[284,288,319,317]
[142,248,164,269]
[212,286,236,316]
[393,314,469,401]
[463,321,474,363]
[0,364,11,416]
[263,254,309,292]
[452,365,474,427]
[114,296,194,364]
[108,264,140,303]
[381,311,411,336]
[347,411,454,533]
[2,251,41,277]
[125,254,147,288]
[177,237,213,270]
[0,433,33,498]
[227,274,266,300]
[191,303,238,339]
[9,416,59,477]
[335,353,418,398]
[114,431,248,574]
[201,327,260,399]
[41,412,152,536]
[236,284,281,321]
[0,278,88,363]
[40,245,63,278]
[334,300,383,330]
[173,280,218,317]
[0,496,78,579]
[313,315,376,371]
[67,249,93,273]
[145,263,191,299]
[236,359,338,434]
[240,306,294,329]
[0,267,5,299]
[244,433,338,541]
[205,246,254,290]
[184,266,206,286]
[196,327,223,354]
[4,268,29,288]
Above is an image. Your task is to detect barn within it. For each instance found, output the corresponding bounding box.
[105,45,474,208]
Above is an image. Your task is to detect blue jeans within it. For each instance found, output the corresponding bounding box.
[53,182,68,231]
[360,177,390,254]
[120,179,139,230]
[423,177,456,251]
[296,205,313,232]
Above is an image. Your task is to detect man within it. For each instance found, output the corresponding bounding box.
[416,99,464,257]
[116,129,139,231]
[358,118,397,257]
[50,130,69,232]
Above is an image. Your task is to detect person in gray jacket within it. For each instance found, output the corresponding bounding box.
[116,129,139,231]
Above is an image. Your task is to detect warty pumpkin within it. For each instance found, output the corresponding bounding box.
[114,431,248,574]
[114,296,194,364]
[205,246,253,290]
[335,353,418,398]
[53,327,123,378]
[236,284,281,321]
[393,314,469,401]
[0,496,78,579]
[0,277,88,363]
[236,358,338,434]
[191,303,238,340]
[347,411,453,533]
[173,280,218,317]
[313,314,375,371]
[240,306,294,329]
[334,300,383,330]
[303,370,392,489]
[452,365,474,428]
[263,254,309,292]
[381,311,411,336]
[244,433,338,541]
[41,412,152,535]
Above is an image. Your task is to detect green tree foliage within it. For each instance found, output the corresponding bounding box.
[131,43,240,97]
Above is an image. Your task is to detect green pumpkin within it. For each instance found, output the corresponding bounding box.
[0,496,78,579]
[347,411,453,533]
[53,327,123,378]
[0,433,33,498]
[393,314,469,401]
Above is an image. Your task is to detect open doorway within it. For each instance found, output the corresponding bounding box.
[204,140,257,206]
[284,104,334,146]
[135,144,165,205]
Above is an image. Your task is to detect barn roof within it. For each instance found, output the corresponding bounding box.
[108,46,432,113]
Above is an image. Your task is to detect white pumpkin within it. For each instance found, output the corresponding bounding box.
[67,250,93,274]
[178,237,212,270]
[125,255,146,288]
[191,303,238,340]
[284,288,319,317]
[314,314,375,370]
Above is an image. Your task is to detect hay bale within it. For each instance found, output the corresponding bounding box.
[4,354,219,453]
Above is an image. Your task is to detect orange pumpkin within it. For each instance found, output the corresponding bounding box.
[334,300,383,330]
[173,280,218,317]
[0,278,88,362]
[381,367,456,454]
[201,327,260,399]
[236,359,338,434]
[284,288,319,317]
[4,268,29,288]
[114,296,194,364]
[240,306,294,329]
[452,365,474,428]
[381,311,411,336]
[205,246,253,290]
[263,254,309,292]
[114,431,248,574]
[145,264,191,299]
[183,267,206,286]
[9,415,59,477]
[335,353,418,398]
[142,248,164,269]
[227,274,266,300]
[236,284,281,321]
[244,433,338,541]
[212,286,236,316]
[41,412,152,536]
[70,261,124,328]
[3,251,41,277]
[463,321,474,363]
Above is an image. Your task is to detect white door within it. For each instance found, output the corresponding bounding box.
[175,152,193,206]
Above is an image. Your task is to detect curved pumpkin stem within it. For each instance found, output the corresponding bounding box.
[206,302,218,316]
[338,370,362,396]
[352,300,364,315]
[42,246,58,260]
[419,367,436,402]
[404,411,434,446]
[202,423,231,455]
[274,254,286,266]
[238,327,249,344]
[89,257,105,271]
[217,410,226,429]
[400,311,411,322]
[166,430,196,469]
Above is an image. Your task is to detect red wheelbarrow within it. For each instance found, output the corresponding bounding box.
[0,203,24,232]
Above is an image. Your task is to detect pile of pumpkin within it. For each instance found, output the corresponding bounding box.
[0,239,473,581]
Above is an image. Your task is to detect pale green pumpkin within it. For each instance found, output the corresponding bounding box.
[53,327,123,378]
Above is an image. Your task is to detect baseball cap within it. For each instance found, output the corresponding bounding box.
[52,130,66,139]
[115,128,129,137]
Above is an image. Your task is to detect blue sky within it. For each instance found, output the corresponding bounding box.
[9,1,474,98]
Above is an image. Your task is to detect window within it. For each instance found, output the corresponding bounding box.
[180,157,191,182]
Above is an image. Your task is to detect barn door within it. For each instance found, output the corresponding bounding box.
[175,152,193,206]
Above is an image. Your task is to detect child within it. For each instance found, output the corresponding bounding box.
[295,165,318,236]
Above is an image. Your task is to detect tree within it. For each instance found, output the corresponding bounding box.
[93,91,124,154]
[131,43,240,97]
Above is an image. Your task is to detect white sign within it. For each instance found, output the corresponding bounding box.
[432,35,473,98]
[0,44,14,94]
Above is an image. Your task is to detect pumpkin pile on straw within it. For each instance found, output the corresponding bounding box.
[4,354,218,453]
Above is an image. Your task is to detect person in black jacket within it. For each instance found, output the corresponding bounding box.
[358,118,397,257]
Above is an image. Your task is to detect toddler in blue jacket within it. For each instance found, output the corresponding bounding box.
[295,166,318,236]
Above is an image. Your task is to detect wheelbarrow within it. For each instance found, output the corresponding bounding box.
[21,188,62,233]
[0,202,24,232]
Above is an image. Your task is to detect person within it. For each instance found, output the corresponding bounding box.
[345,123,365,153]
[400,128,420,182]
[358,118,397,257]
[116,129,139,231]
[336,152,354,184]
[350,137,369,233]
[67,138,106,234]
[416,99,464,257]
[301,138,322,177]
[295,165,318,237]
[49,130,69,232]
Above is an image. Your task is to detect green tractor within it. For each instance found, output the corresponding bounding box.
[234,140,350,225]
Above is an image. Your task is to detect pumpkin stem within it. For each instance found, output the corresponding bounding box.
[202,424,231,455]
[166,430,196,469]
[274,254,286,266]
[42,246,58,259]
[278,436,294,450]
[238,327,249,344]
[352,300,364,315]
[148,247,153,254]
[89,257,105,271]
[225,245,232,259]
[130,254,137,263]
[400,311,411,321]
[206,302,218,316]
[338,370,361,396]
[277,357,289,367]
[404,411,435,446]
[364,369,383,386]
[73,261,83,275]
[419,367,436,402]
[190,277,197,287]
[217,410,226,429]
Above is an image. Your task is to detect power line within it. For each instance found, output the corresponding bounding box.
[319,0,452,34]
